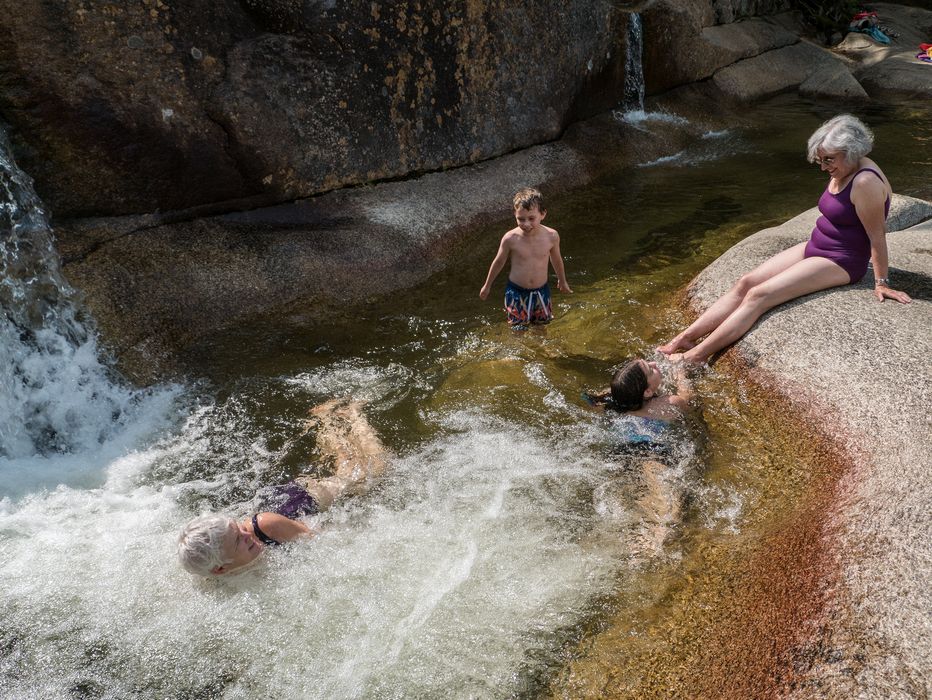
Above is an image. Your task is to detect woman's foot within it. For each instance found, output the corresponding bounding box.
[668,351,705,367]
[656,334,696,355]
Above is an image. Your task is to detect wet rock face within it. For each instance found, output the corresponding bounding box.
[711,0,790,25]
[0,0,626,218]
[641,0,794,94]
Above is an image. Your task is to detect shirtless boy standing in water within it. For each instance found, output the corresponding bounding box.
[479,188,572,328]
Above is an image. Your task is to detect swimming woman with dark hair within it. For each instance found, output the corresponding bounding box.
[587,357,693,445]
[586,358,695,555]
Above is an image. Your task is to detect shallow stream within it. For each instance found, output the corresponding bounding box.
[1,96,929,698]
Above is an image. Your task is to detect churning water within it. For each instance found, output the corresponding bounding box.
[0,125,696,696]
[0,132,178,493]
[0,355,696,698]
[2,97,930,698]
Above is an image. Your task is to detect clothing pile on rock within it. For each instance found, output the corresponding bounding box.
[918,43,932,64]
[848,9,898,45]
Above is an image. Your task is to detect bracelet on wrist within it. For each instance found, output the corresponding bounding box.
[875,277,890,287]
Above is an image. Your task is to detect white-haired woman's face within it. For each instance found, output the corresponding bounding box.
[815,146,856,180]
[216,520,265,574]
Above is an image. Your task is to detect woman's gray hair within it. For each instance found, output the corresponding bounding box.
[177,514,236,576]
[807,114,874,164]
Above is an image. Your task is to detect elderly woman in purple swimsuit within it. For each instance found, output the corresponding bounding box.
[177,398,386,577]
[658,114,911,365]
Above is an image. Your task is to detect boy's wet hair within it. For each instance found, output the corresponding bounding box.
[585,359,648,412]
[513,187,545,212]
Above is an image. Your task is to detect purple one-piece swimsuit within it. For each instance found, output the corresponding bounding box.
[251,481,320,546]
[804,168,890,283]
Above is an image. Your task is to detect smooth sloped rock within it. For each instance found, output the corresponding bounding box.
[687,194,932,697]
[857,57,932,100]
[642,0,798,94]
[712,41,859,101]
[799,61,869,100]
[700,15,798,60]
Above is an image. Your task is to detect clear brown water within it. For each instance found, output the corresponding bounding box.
[1,96,929,698]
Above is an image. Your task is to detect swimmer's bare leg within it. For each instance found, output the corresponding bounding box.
[632,460,682,556]
[297,398,388,509]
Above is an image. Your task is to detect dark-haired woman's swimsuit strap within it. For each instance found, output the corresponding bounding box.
[804,168,890,283]
[611,415,673,457]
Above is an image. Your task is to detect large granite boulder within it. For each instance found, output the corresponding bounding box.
[686,195,932,697]
[0,0,630,218]
[712,0,791,24]
[712,41,867,101]
[642,0,797,94]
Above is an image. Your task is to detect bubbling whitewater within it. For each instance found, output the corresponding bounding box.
[0,125,697,696]
[2,97,903,698]
[0,131,177,494]
[0,137,701,696]
[0,359,696,697]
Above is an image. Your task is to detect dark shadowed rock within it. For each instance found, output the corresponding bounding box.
[57,108,704,380]
[712,41,859,102]
[642,0,796,94]
[711,0,791,24]
[0,0,631,218]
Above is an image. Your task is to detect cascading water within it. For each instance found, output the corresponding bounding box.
[613,11,740,166]
[614,13,687,127]
[0,123,697,695]
[0,129,176,493]
[4,97,919,698]
[622,12,645,113]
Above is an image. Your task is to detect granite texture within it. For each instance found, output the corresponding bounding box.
[687,194,932,698]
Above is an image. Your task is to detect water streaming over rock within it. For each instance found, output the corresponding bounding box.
[0,124,688,699]
[0,129,176,492]
[4,96,924,698]
[622,13,645,112]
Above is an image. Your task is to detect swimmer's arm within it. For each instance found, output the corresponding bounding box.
[549,231,572,293]
[669,365,695,409]
[255,512,314,543]
[853,176,910,304]
[480,233,513,299]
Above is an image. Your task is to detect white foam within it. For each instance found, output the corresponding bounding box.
[0,408,625,698]
[613,109,690,129]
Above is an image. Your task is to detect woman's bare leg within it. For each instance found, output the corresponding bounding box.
[658,242,808,354]
[674,256,851,364]
[296,398,387,509]
[633,459,682,556]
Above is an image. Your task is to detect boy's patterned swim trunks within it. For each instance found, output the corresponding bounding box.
[504,280,552,328]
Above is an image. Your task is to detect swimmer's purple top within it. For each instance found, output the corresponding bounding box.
[804,168,890,283]
[252,481,320,546]
[268,481,319,520]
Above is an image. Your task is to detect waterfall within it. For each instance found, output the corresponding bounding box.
[0,129,164,468]
[623,12,645,112]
